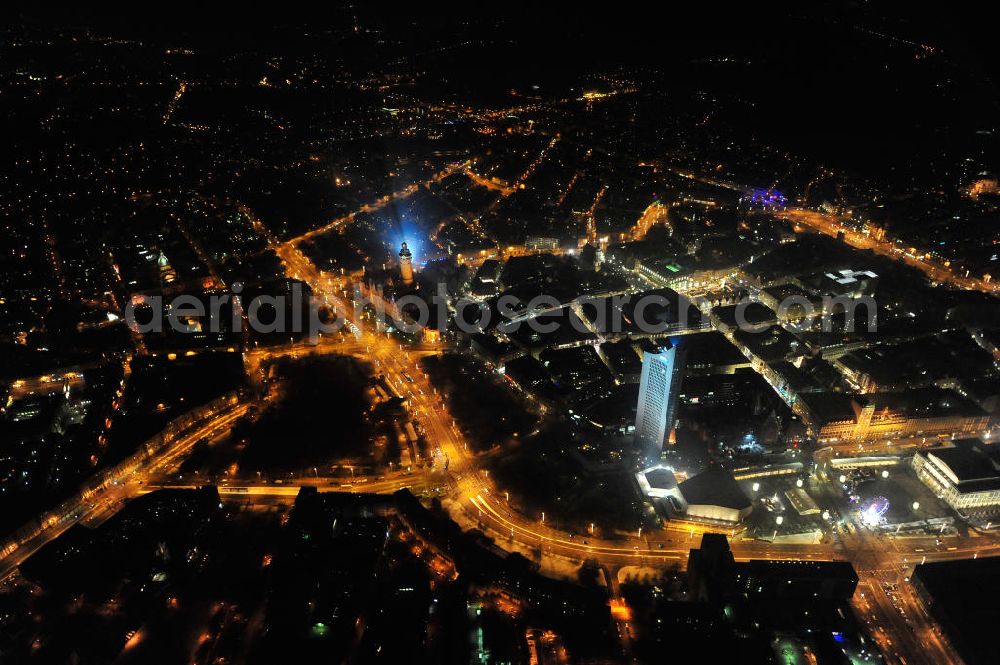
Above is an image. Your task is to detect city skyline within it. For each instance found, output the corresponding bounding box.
[2,5,999,665]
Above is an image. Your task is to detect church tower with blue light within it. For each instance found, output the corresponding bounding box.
[399,242,414,285]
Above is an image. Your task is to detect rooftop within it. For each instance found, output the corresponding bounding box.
[925,439,1000,491]
[912,556,1000,665]
[679,467,752,510]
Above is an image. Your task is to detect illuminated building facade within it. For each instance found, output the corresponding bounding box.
[912,440,1000,511]
[399,241,414,285]
[634,342,683,458]
[799,390,991,444]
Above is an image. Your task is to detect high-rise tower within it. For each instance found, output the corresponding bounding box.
[399,241,414,285]
[634,341,684,459]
